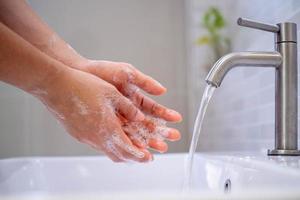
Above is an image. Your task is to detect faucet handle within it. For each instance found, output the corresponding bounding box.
[237,17,279,33]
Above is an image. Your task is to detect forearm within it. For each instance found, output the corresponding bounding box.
[0,22,68,95]
[0,0,87,69]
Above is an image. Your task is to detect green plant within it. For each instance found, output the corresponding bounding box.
[196,7,231,63]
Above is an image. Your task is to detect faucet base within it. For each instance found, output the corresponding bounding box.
[268,149,300,156]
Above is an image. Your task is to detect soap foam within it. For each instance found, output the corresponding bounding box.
[104,138,126,161]
[71,95,89,115]
[123,115,169,148]
[112,64,135,85]
[30,88,48,97]
[111,133,145,159]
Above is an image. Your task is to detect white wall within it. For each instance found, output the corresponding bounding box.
[185,0,235,141]
[187,0,300,153]
[0,0,188,158]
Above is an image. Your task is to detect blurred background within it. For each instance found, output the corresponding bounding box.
[0,0,299,158]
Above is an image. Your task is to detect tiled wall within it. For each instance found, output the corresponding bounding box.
[188,0,300,152]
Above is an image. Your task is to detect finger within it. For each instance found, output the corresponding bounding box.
[148,138,168,153]
[84,138,125,163]
[116,112,147,148]
[95,108,148,162]
[132,69,166,95]
[114,144,153,163]
[108,112,152,162]
[130,91,182,122]
[121,116,157,148]
[156,127,181,141]
[123,127,148,149]
[115,95,145,122]
[105,151,125,163]
[129,136,147,148]
[111,132,153,162]
[116,113,129,126]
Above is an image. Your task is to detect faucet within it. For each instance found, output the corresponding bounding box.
[206,18,299,156]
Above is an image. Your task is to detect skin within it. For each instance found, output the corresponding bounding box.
[119,114,181,153]
[0,22,153,162]
[0,0,182,161]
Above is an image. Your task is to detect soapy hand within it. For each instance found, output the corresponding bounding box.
[38,68,152,162]
[75,60,182,152]
[77,60,182,122]
[0,0,182,162]
[119,114,181,153]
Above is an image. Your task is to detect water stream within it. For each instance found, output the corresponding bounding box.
[183,84,216,191]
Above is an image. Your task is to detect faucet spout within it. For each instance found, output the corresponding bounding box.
[204,18,299,156]
[205,52,282,87]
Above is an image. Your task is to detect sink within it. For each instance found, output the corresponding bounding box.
[191,152,300,192]
[0,153,300,199]
[0,154,186,196]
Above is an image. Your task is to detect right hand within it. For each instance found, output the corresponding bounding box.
[35,68,152,163]
[118,114,181,153]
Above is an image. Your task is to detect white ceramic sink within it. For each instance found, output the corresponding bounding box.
[190,152,300,192]
[0,153,300,199]
[0,154,186,196]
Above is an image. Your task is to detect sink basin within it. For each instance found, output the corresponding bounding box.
[191,152,300,192]
[0,154,186,196]
[0,153,300,199]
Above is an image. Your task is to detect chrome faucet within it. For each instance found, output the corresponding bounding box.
[206,18,299,156]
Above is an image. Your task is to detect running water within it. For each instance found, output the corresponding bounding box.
[183,84,216,191]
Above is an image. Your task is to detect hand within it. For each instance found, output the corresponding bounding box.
[0,0,181,158]
[76,60,182,152]
[119,114,181,153]
[78,60,182,122]
[37,68,152,163]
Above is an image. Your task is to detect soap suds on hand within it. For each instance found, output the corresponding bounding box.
[123,114,168,148]
[71,95,89,115]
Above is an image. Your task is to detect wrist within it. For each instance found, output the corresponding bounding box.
[69,56,90,70]
[30,61,72,100]
[35,34,89,71]
[69,57,92,71]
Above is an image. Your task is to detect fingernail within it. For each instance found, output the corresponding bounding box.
[169,129,181,141]
[145,152,154,162]
[154,80,167,91]
[142,150,153,162]
[156,141,168,153]
[167,109,182,120]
